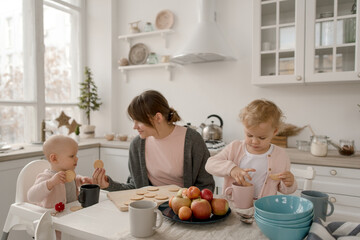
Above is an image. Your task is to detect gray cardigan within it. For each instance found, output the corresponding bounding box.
[105,127,215,192]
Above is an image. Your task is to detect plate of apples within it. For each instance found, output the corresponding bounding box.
[158,186,231,224]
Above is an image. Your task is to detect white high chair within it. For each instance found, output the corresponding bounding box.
[34,211,56,240]
[291,166,316,191]
[1,160,50,240]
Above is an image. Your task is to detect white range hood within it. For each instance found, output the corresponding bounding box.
[170,0,236,65]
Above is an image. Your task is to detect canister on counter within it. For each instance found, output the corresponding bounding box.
[310,135,328,157]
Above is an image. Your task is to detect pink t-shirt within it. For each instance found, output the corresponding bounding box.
[145,125,186,187]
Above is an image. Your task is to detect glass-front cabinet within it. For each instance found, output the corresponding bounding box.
[252,0,359,85]
[306,0,359,83]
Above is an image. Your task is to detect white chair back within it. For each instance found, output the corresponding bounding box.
[34,211,56,240]
[291,166,316,191]
[15,160,50,203]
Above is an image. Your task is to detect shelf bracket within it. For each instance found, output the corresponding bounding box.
[165,65,173,81]
[160,32,169,48]
[120,69,128,83]
[122,37,131,48]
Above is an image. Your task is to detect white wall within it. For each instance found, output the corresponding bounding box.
[86,0,360,149]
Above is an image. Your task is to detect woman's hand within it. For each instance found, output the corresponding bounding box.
[230,166,256,186]
[92,168,109,189]
[279,171,295,187]
[47,171,66,190]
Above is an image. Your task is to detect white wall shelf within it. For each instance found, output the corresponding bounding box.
[118,63,176,82]
[118,29,174,48]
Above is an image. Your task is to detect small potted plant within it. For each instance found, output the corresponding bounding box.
[78,66,102,138]
[74,125,80,142]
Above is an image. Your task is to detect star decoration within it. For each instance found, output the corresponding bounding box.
[67,120,81,135]
[56,111,71,128]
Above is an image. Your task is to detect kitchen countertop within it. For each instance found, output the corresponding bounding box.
[0,138,131,163]
[1,139,359,169]
[285,148,360,169]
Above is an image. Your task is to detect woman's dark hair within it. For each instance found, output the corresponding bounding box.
[127,90,181,127]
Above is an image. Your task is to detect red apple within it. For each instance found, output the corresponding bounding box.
[200,188,213,202]
[171,196,191,215]
[211,198,229,216]
[190,198,212,220]
[186,186,201,199]
[178,206,192,220]
[169,196,174,209]
[177,188,188,198]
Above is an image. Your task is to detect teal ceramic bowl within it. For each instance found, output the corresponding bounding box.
[254,195,313,220]
[255,215,311,240]
[254,212,313,228]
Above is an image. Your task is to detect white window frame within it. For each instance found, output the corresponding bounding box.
[0,0,85,143]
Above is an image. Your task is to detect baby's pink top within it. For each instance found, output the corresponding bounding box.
[205,140,297,198]
[145,125,186,187]
[27,169,82,208]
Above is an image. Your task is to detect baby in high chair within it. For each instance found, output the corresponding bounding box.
[27,135,92,208]
[205,99,297,199]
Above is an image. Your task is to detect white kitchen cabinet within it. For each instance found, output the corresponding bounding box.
[252,0,360,85]
[292,163,360,222]
[76,147,100,177]
[100,148,130,183]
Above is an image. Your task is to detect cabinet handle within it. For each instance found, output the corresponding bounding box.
[296,75,302,81]
[330,169,337,176]
[329,197,336,203]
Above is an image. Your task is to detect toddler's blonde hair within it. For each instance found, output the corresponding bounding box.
[239,99,284,129]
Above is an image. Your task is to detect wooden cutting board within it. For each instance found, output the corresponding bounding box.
[107,185,181,212]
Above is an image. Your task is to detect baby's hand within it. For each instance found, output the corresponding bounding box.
[279,171,295,187]
[47,171,66,190]
[80,176,93,185]
[230,166,256,186]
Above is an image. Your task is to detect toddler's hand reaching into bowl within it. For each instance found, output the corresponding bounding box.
[230,166,256,186]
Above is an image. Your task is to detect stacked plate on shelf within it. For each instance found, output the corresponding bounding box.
[254,195,314,240]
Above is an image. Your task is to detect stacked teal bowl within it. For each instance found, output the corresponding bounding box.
[254,195,314,240]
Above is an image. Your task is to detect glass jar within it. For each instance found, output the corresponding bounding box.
[147,52,158,64]
[310,135,328,157]
[339,139,355,156]
[144,22,154,32]
[296,140,310,151]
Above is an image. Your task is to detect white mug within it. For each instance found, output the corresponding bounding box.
[129,200,163,238]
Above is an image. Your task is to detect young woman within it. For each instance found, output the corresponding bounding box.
[93,90,215,191]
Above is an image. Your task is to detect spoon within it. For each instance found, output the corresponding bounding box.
[239,216,254,224]
[237,212,253,219]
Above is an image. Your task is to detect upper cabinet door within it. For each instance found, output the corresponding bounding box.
[252,0,305,85]
[305,0,360,83]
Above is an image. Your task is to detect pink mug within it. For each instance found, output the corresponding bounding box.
[225,182,254,209]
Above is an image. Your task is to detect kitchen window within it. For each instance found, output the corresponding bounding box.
[0,0,85,144]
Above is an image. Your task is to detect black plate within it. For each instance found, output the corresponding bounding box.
[158,201,231,224]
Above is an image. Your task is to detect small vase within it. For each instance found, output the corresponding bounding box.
[144,22,154,32]
[82,125,95,139]
[147,52,158,64]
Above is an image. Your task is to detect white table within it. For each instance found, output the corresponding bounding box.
[53,191,267,240]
